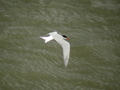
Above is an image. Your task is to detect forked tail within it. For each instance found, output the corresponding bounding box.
[40,35,53,43]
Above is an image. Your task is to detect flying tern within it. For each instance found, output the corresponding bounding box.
[40,31,70,67]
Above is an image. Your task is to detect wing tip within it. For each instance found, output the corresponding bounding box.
[64,57,69,67]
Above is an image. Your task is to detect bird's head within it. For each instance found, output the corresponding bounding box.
[62,35,70,40]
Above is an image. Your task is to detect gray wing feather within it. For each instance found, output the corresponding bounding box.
[60,40,70,67]
[48,32,70,67]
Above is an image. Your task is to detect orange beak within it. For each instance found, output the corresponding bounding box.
[66,38,70,40]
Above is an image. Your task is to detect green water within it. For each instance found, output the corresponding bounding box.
[0,0,120,90]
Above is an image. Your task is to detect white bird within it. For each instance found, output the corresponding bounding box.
[40,31,70,67]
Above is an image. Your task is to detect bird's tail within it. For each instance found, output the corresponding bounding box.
[40,35,53,43]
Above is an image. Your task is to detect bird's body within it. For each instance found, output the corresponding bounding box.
[40,31,70,67]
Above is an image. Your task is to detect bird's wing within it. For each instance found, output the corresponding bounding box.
[58,40,70,67]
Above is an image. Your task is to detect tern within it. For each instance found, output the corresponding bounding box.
[40,31,70,67]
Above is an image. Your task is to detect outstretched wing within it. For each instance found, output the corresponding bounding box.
[41,31,70,67]
[60,40,70,67]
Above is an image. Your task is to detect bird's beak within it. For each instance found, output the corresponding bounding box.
[66,38,70,40]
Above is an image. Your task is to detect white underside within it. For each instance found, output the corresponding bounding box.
[40,32,70,67]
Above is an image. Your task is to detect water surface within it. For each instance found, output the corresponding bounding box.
[0,0,120,90]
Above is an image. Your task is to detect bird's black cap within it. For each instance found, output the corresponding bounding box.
[62,35,67,38]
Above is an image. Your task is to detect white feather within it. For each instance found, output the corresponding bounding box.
[40,32,70,67]
[40,35,53,43]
